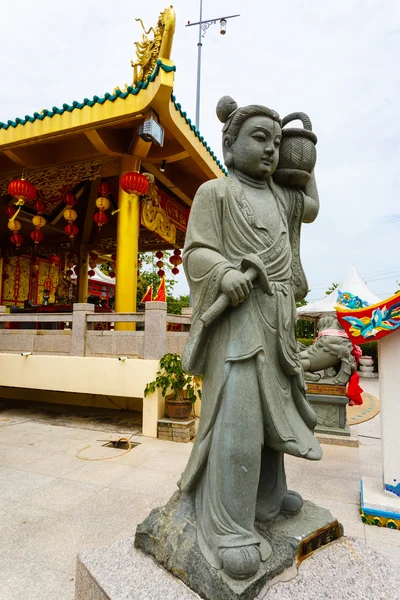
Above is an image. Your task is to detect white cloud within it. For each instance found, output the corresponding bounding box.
[1,0,399,299]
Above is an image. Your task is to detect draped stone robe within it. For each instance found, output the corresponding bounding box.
[180,175,322,568]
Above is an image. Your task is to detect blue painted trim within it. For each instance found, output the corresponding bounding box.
[360,480,400,520]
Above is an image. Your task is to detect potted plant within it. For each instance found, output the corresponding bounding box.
[144,353,202,420]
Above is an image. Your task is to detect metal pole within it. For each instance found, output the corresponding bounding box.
[195,0,203,131]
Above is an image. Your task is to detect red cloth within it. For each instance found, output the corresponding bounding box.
[154,278,166,302]
[141,285,153,303]
[347,371,363,406]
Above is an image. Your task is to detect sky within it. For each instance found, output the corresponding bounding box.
[1,0,399,301]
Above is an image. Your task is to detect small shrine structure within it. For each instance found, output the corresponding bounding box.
[0,6,224,436]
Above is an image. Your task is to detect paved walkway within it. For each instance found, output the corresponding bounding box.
[0,379,399,600]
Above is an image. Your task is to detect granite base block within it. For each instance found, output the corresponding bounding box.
[134,490,342,600]
[307,393,350,437]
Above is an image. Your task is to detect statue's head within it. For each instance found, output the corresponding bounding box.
[216,96,282,181]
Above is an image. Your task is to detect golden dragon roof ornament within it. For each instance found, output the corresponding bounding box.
[131,6,176,86]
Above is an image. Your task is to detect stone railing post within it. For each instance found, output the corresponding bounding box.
[144,301,167,359]
[0,306,6,330]
[71,303,95,357]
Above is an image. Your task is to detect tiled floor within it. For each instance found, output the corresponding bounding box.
[0,378,398,600]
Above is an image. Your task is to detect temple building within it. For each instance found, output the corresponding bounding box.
[0,6,224,317]
[0,6,223,436]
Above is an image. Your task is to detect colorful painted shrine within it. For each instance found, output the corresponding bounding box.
[0,6,224,316]
[336,292,400,530]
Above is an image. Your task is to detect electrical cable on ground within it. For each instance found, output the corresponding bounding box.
[76,435,134,461]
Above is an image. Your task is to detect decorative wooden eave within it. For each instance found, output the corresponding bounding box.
[0,60,225,206]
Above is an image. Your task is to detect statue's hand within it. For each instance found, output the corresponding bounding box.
[221,270,253,307]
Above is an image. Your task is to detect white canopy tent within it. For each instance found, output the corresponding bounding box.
[297,265,381,320]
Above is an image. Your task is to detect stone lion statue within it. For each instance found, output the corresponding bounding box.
[298,314,356,385]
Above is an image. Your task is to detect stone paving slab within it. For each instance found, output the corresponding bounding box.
[263,537,400,599]
[76,535,400,600]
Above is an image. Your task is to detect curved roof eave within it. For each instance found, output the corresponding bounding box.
[0,60,226,178]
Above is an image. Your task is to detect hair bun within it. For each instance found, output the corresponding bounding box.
[216,96,238,123]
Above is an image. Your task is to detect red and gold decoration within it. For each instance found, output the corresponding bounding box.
[120,172,149,197]
[154,277,166,302]
[8,178,36,204]
[141,284,153,303]
[169,249,182,275]
[7,177,38,248]
[63,192,79,239]
[155,250,165,277]
[93,182,111,230]
[30,199,46,246]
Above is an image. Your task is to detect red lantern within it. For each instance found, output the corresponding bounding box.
[169,255,180,267]
[49,254,60,265]
[98,182,111,196]
[64,223,79,239]
[33,199,45,214]
[172,267,180,275]
[88,269,95,278]
[73,266,79,275]
[109,270,116,279]
[66,269,73,277]
[30,229,44,244]
[111,253,117,261]
[157,269,165,277]
[120,172,149,196]
[8,179,36,202]
[90,252,98,261]
[64,192,76,206]
[156,260,164,269]
[10,233,24,247]
[93,211,108,229]
[155,251,163,259]
[5,206,17,218]
[173,249,182,256]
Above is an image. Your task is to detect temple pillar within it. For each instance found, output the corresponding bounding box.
[77,244,89,303]
[115,156,141,330]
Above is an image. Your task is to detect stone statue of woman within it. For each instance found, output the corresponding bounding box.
[179,96,323,580]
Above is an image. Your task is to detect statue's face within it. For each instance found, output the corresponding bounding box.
[230,116,281,180]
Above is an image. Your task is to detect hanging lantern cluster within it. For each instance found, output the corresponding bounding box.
[65,253,77,278]
[109,252,116,279]
[63,192,79,240]
[155,250,164,277]
[169,249,182,275]
[94,182,111,230]
[30,198,46,246]
[7,177,37,248]
[88,252,98,278]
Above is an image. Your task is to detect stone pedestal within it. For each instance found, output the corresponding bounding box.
[358,356,378,379]
[158,417,195,443]
[361,330,400,528]
[306,383,350,437]
[132,491,342,600]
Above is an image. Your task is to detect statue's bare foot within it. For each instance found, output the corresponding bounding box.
[280,490,303,516]
[220,545,261,580]
[304,372,321,382]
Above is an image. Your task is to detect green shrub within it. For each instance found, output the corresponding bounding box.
[297,338,314,347]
